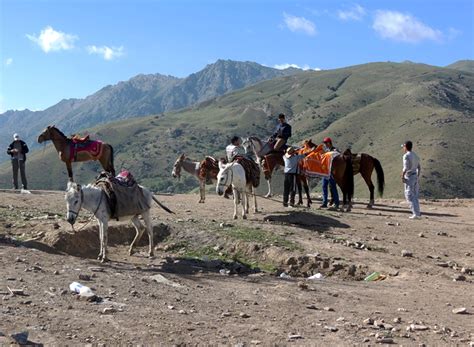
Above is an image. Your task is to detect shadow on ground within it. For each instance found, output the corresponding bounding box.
[263,211,350,232]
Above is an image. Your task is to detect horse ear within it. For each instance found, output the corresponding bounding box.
[180,153,185,160]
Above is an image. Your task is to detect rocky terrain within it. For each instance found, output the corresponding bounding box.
[0,189,473,345]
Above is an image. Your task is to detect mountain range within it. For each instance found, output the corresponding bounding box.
[0,59,300,161]
[0,59,472,199]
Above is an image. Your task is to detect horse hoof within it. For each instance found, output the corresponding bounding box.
[366,205,373,209]
[242,215,247,220]
[233,215,237,220]
[100,257,108,263]
[265,194,272,198]
[148,253,155,258]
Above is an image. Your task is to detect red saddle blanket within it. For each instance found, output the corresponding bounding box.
[70,139,103,161]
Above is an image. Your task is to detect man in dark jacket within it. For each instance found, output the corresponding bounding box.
[270,113,292,152]
[7,133,29,190]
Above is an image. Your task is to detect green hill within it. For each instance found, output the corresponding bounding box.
[446,60,474,73]
[1,61,472,199]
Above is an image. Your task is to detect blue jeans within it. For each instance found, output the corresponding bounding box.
[404,174,420,216]
[322,176,339,206]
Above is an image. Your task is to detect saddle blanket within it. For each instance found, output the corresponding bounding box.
[198,156,219,184]
[70,139,103,162]
[95,171,150,219]
[301,151,339,178]
[235,156,260,188]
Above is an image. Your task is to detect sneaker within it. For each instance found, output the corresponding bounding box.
[283,203,288,207]
[319,204,328,209]
[409,215,421,220]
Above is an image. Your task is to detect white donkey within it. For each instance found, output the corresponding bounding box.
[216,161,258,219]
[65,181,173,262]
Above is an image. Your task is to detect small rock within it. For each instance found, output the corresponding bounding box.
[297,281,308,290]
[102,307,116,314]
[306,304,318,310]
[324,325,338,332]
[374,320,385,329]
[221,312,231,317]
[408,324,429,331]
[436,262,449,268]
[323,307,335,312]
[53,270,59,275]
[452,307,467,314]
[285,257,297,265]
[384,324,394,330]
[250,340,261,345]
[178,310,186,315]
[239,312,250,318]
[377,337,394,344]
[363,318,374,325]
[453,275,466,282]
[288,334,303,340]
[167,305,175,310]
[418,232,424,238]
[336,317,345,322]
[393,317,401,323]
[401,250,413,257]
[78,274,91,281]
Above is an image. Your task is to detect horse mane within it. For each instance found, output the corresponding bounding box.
[249,136,263,146]
[50,126,68,139]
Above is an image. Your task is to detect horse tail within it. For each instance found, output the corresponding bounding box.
[373,157,385,197]
[152,196,175,214]
[109,144,115,176]
[343,154,354,198]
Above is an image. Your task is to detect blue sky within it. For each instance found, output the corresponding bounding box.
[1,0,473,112]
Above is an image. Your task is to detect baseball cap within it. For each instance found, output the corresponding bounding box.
[13,133,19,140]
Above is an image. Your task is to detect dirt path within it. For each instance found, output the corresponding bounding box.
[1,190,473,345]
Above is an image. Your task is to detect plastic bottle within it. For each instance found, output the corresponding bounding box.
[69,281,93,295]
[364,272,381,282]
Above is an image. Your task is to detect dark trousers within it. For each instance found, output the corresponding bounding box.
[283,173,297,206]
[12,159,27,189]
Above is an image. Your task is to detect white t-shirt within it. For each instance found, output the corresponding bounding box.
[226,144,243,161]
[403,151,420,178]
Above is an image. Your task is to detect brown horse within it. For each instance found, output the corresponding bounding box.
[343,149,385,208]
[171,154,219,203]
[37,125,115,181]
[242,136,312,207]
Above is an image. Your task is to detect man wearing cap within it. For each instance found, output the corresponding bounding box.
[7,133,29,190]
[270,113,292,152]
[226,136,244,162]
[402,140,421,219]
[282,146,314,207]
[320,137,339,209]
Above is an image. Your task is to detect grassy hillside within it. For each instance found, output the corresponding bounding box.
[446,60,474,73]
[1,61,472,199]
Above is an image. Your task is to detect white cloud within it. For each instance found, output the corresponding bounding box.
[26,26,77,52]
[87,45,124,60]
[283,13,317,36]
[274,63,321,71]
[373,10,442,43]
[338,4,366,21]
[5,58,13,66]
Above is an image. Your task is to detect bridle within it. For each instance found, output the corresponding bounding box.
[217,163,234,190]
[67,189,84,219]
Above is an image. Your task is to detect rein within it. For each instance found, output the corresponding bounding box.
[70,189,104,233]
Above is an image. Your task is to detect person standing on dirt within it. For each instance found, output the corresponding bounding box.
[282,146,315,207]
[270,113,292,152]
[401,140,421,219]
[7,133,29,190]
[320,137,339,209]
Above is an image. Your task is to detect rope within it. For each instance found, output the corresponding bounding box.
[70,190,104,233]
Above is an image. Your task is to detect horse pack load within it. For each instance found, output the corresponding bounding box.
[70,135,104,162]
[95,170,150,219]
[232,156,260,188]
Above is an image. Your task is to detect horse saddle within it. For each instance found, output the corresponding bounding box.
[343,149,361,174]
[95,171,149,220]
[199,156,219,184]
[72,134,90,143]
[234,156,260,188]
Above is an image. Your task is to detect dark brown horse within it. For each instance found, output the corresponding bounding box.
[37,125,115,181]
[343,149,385,208]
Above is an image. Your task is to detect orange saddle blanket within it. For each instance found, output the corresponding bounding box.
[301,149,339,178]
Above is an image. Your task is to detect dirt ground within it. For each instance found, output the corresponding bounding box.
[0,189,473,345]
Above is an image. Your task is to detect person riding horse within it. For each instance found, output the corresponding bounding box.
[225,136,260,190]
[269,113,292,153]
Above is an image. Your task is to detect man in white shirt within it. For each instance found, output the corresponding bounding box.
[401,140,421,219]
[226,136,243,162]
